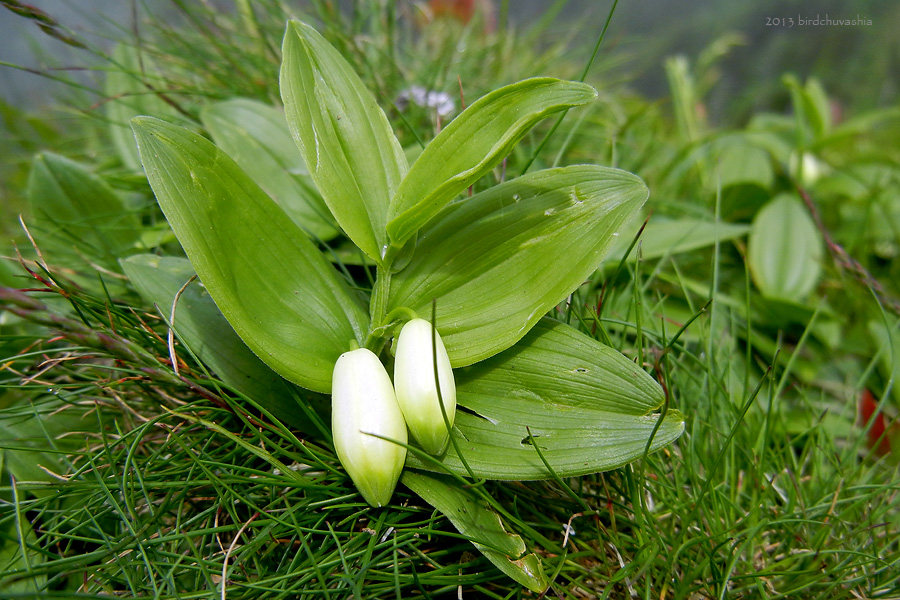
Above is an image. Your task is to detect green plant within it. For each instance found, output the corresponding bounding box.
[126,20,683,590]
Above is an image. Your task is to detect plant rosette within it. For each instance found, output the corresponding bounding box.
[129,20,684,592]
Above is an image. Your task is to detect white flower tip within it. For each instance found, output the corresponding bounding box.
[393,319,457,455]
[332,348,407,507]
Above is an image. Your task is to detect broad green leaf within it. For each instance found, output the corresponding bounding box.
[663,133,774,220]
[717,139,774,190]
[605,218,751,264]
[200,98,339,241]
[389,165,648,367]
[280,20,408,264]
[121,255,326,431]
[0,397,89,497]
[717,138,775,220]
[402,471,548,592]
[0,513,46,593]
[386,78,597,247]
[752,296,821,329]
[406,319,684,479]
[131,117,369,393]
[748,193,823,302]
[105,44,180,171]
[27,152,139,266]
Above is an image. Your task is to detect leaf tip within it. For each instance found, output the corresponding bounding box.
[129,115,152,130]
[129,116,166,144]
[284,19,315,45]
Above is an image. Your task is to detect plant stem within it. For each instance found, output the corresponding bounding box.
[366,267,392,351]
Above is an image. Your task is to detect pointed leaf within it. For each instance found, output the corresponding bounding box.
[405,319,684,479]
[121,254,325,431]
[27,152,139,266]
[402,471,549,593]
[387,78,597,247]
[280,20,408,263]
[389,165,648,366]
[131,117,368,393]
[748,193,823,301]
[200,98,339,241]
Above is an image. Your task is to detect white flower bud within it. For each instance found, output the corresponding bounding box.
[331,348,407,507]
[789,150,829,186]
[393,319,456,455]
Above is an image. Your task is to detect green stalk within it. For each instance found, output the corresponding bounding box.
[366,266,393,352]
[370,267,391,326]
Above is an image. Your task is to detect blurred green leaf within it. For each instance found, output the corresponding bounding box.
[665,55,703,142]
[0,258,18,288]
[748,193,823,302]
[200,98,339,241]
[0,513,46,594]
[868,319,900,410]
[386,78,597,248]
[105,44,180,171]
[752,296,819,329]
[406,319,684,479]
[606,218,751,264]
[27,152,139,266]
[280,20,408,264]
[389,165,647,367]
[0,398,88,495]
[131,117,369,393]
[121,254,326,431]
[402,471,548,593]
[717,141,774,190]
[744,122,795,164]
[785,75,832,140]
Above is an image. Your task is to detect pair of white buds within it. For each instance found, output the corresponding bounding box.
[331,319,456,507]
